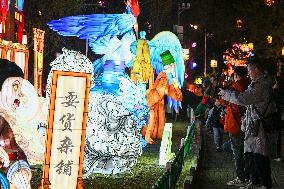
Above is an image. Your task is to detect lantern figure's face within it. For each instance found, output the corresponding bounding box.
[0,77,23,112]
[164,63,176,76]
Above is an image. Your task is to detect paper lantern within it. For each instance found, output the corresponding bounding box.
[210,59,218,68]
[267,35,273,44]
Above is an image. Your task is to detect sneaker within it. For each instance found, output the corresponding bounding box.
[239,183,266,189]
[227,177,246,187]
[273,158,282,162]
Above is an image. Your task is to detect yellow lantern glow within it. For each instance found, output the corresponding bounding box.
[210,59,218,68]
[265,0,275,6]
[183,48,190,61]
[267,35,273,44]
[236,19,242,28]
[248,43,254,50]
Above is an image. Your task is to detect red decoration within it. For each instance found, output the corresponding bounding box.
[16,12,24,43]
[126,0,140,17]
[8,152,17,161]
[0,0,9,35]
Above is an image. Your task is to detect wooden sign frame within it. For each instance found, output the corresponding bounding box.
[39,70,91,189]
[33,28,45,96]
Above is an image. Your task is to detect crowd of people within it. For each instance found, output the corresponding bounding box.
[193,56,283,189]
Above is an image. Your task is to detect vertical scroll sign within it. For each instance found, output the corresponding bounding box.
[39,71,91,189]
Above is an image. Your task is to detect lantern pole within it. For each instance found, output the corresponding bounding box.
[33,28,45,96]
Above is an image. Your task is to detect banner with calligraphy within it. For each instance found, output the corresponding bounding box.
[40,71,90,189]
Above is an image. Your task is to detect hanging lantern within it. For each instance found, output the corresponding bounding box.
[236,19,242,28]
[210,59,218,68]
[267,35,273,44]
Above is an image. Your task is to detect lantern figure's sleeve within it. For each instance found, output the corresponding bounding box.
[167,84,182,101]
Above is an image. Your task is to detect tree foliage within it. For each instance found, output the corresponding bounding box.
[24,0,103,81]
[181,0,284,58]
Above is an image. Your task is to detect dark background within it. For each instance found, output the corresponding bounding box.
[23,0,284,84]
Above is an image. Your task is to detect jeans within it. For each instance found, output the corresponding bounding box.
[213,127,223,149]
[276,128,282,158]
[230,134,245,181]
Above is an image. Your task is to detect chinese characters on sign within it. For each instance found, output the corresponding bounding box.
[54,91,79,176]
[60,91,79,108]
[42,72,90,189]
[55,160,74,176]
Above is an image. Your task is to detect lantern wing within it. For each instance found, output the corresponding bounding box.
[47,14,136,55]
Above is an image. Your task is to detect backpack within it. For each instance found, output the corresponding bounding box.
[253,94,281,133]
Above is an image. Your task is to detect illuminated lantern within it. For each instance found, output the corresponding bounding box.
[40,71,91,189]
[236,19,242,28]
[7,161,32,189]
[267,35,273,44]
[22,34,27,45]
[194,77,202,85]
[248,43,254,50]
[45,49,143,176]
[183,48,189,60]
[158,123,174,166]
[130,31,154,87]
[282,46,284,56]
[210,59,218,68]
[33,28,45,96]
[0,40,29,80]
[265,0,275,6]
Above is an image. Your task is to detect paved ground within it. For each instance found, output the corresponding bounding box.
[194,127,284,189]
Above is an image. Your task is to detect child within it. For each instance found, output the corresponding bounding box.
[205,99,224,151]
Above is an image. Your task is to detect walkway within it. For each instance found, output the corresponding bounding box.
[194,127,284,189]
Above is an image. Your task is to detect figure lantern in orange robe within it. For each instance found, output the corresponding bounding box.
[142,50,182,144]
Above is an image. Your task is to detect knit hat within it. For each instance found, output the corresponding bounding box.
[0,59,24,90]
[160,50,175,66]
